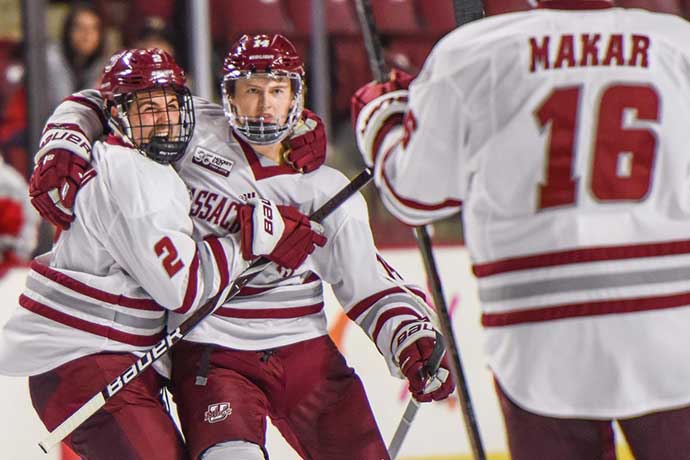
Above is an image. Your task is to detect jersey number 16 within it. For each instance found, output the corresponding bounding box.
[536,83,660,210]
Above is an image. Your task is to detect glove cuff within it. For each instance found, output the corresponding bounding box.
[355,90,409,167]
[391,319,437,367]
[35,125,92,164]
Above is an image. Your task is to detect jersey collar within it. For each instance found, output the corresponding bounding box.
[105,134,132,147]
[233,132,297,180]
[538,1,613,9]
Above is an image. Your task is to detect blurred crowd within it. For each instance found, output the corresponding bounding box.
[0,0,688,255]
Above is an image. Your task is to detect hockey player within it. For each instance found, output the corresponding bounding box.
[352,1,690,459]
[0,48,325,460]
[26,35,455,460]
[0,156,39,278]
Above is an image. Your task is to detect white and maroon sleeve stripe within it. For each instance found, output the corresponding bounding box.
[346,286,428,367]
[35,89,107,163]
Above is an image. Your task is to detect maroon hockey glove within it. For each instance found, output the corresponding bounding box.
[395,320,455,403]
[29,149,94,230]
[285,109,327,173]
[239,198,328,270]
[351,69,413,167]
[351,68,413,130]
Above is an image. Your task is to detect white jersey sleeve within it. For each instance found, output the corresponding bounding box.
[311,175,432,376]
[374,65,466,226]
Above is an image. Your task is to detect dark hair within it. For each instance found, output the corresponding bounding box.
[61,2,105,74]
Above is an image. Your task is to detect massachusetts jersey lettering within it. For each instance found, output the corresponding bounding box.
[189,187,241,233]
[20,93,433,376]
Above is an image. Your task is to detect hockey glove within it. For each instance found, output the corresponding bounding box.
[351,69,413,167]
[393,319,454,403]
[239,198,327,270]
[284,109,327,173]
[29,149,94,230]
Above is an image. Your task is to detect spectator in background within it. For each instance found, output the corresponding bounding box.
[45,2,107,110]
[132,16,176,56]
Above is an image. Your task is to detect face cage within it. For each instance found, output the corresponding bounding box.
[111,86,196,164]
[221,71,304,146]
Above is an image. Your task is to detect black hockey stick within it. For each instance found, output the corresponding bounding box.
[38,168,374,453]
[353,1,486,458]
[453,0,485,25]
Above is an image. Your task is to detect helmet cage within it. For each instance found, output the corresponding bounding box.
[109,84,195,164]
[222,69,304,145]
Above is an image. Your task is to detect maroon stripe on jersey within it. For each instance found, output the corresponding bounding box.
[473,239,690,277]
[379,146,462,211]
[347,286,427,321]
[235,133,297,179]
[173,253,200,314]
[371,115,404,165]
[236,273,321,297]
[20,295,163,346]
[104,134,130,147]
[372,307,423,343]
[204,236,230,293]
[30,261,163,311]
[214,302,324,319]
[481,291,690,327]
[65,95,108,130]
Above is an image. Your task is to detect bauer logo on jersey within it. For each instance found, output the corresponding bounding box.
[204,402,233,424]
[192,147,234,177]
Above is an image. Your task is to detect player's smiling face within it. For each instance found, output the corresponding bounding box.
[127,88,181,145]
[232,75,293,124]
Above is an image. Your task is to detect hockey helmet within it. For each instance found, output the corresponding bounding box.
[100,48,195,164]
[221,34,305,145]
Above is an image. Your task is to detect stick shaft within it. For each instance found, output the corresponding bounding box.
[452,0,485,26]
[414,226,486,460]
[387,399,420,459]
[354,0,387,82]
[351,0,485,457]
[38,168,373,453]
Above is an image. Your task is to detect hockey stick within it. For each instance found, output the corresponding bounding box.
[413,227,486,460]
[453,0,485,25]
[38,168,374,453]
[353,1,486,458]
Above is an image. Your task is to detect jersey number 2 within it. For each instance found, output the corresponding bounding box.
[154,236,185,277]
[536,84,660,209]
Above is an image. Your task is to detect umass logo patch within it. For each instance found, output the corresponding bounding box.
[192,147,234,177]
[204,402,233,424]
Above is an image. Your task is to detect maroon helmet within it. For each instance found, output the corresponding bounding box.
[100,48,195,164]
[221,34,305,145]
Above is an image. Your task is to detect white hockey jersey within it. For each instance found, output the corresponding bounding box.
[0,138,244,378]
[36,92,431,375]
[371,4,690,417]
[0,157,39,262]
